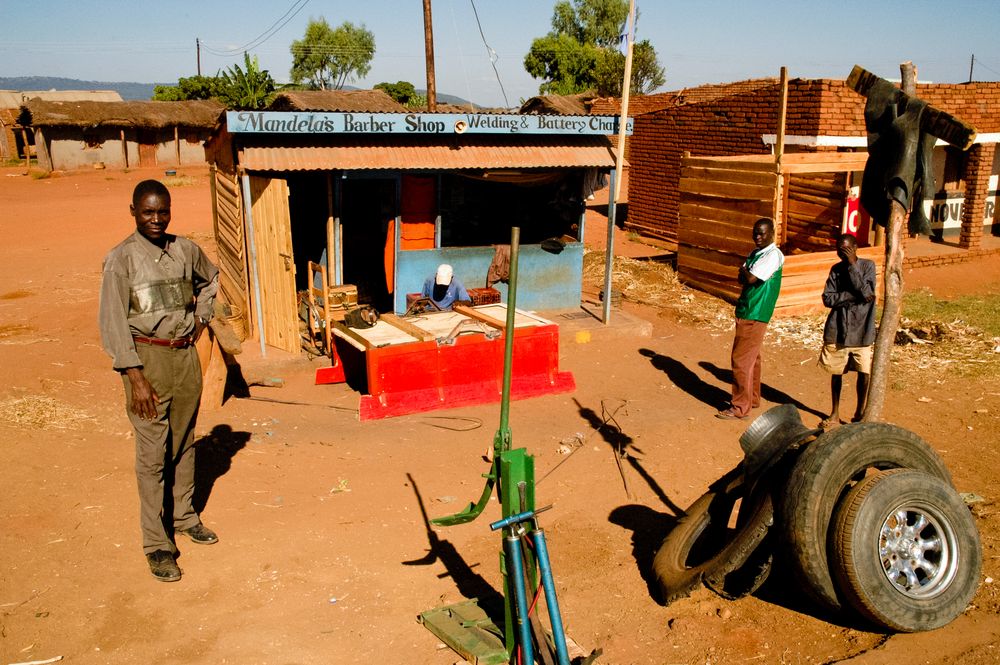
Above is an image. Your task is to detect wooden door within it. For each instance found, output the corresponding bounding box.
[138,130,157,167]
[248,175,299,353]
[210,167,249,340]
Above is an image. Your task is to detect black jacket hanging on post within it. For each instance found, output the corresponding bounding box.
[859,78,935,234]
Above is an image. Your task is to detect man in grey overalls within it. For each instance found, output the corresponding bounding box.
[99,179,220,582]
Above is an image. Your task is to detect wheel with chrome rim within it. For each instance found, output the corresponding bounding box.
[830,468,981,632]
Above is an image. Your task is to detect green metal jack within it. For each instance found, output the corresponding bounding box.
[422,227,547,664]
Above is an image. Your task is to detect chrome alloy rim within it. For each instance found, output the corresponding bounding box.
[878,503,959,599]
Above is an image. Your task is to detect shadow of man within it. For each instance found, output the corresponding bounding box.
[697,360,826,419]
[639,348,730,410]
[402,473,505,622]
[193,424,250,514]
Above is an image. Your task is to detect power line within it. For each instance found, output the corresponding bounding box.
[469,0,509,107]
[200,0,310,56]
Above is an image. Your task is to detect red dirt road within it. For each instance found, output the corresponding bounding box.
[2,165,999,665]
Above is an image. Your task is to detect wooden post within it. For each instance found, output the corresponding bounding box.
[612,0,635,203]
[863,62,916,422]
[120,129,128,169]
[21,128,30,169]
[604,0,635,325]
[774,66,788,245]
[326,173,335,286]
[422,0,437,111]
[174,125,181,165]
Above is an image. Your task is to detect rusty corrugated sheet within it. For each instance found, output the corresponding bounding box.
[240,137,618,171]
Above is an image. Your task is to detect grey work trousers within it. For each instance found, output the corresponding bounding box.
[122,343,203,554]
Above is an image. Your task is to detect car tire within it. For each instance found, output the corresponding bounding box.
[830,468,981,632]
[777,422,952,612]
[652,465,773,605]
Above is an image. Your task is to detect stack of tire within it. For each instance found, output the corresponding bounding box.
[653,416,982,633]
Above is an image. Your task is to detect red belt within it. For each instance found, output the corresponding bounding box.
[133,335,193,349]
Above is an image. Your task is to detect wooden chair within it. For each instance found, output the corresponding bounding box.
[307,261,333,356]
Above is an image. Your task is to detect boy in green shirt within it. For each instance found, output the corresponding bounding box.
[717,218,784,420]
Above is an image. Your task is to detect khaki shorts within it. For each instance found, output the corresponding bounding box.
[818,344,873,375]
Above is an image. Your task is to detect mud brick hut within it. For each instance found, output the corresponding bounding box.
[0,89,122,161]
[615,77,1000,314]
[17,99,224,171]
[204,89,630,353]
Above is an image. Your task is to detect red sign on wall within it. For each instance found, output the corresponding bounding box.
[844,194,871,246]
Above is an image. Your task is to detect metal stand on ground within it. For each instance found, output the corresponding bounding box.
[418,227,577,665]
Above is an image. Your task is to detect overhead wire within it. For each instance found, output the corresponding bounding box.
[469,0,510,107]
[200,0,311,57]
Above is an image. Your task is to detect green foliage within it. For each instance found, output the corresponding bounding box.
[218,53,276,110]
[152,75,226,102]
[406,93,428,110]
[374,80,418,105]
[525,0,664,96]
[524,33,601,96]
[593,40,665,96]
[290,19,375,90]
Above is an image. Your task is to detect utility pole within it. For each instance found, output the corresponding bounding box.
[969,53,975,83]
[422,0,437,111]
[196,38,202,76]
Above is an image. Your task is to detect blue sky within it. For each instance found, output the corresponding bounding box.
[2,0,999,107]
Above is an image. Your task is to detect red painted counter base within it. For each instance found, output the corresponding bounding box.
[332,313,575,421]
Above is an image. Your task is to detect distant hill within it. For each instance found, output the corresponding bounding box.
[0,76,482,107]
[0,76,164,100]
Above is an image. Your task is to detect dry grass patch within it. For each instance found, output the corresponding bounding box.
[582,250,731,328]
[0,395,97,430]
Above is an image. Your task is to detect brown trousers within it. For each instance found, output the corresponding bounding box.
[122,343,202,554]
[730,318,768,417]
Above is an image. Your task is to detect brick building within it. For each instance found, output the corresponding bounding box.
[624,77,1000,251]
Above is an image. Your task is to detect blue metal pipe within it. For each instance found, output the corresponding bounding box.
[532,529,570,665]
[504,535,534,665]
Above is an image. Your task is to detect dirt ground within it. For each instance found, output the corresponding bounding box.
[2,165,999,665]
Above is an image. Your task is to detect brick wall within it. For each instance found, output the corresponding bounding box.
[626,78,1000,243]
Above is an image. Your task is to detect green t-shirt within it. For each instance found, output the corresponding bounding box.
[735,244,784,323]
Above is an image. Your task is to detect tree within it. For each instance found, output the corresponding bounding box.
[524,0,664,96]
[152,75,226,102]
[290,19,375,90]
[593,40,665,97]
[218,52,276,110]
[374,80,418,105]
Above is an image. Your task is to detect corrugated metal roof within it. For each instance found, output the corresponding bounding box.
[239,136,619,171]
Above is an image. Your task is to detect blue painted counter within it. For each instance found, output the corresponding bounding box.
[394,243,583,313]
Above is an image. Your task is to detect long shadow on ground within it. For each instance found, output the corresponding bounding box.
[402,473,505,623]
[573,397,691,601]
[698,360,826,419]
[639,348,730,411]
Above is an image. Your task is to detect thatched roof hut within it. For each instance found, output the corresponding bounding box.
[18,99,225,129]
[268,89,407,113]
[519,91,597,116]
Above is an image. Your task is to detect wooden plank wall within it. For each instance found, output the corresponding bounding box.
[778,246,885,316]
[783,171,847,254]
[677,156,779,302]
[249,176,299,353]
[210,167,250,340]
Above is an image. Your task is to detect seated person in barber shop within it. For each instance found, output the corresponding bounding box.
[421,264,471,311]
